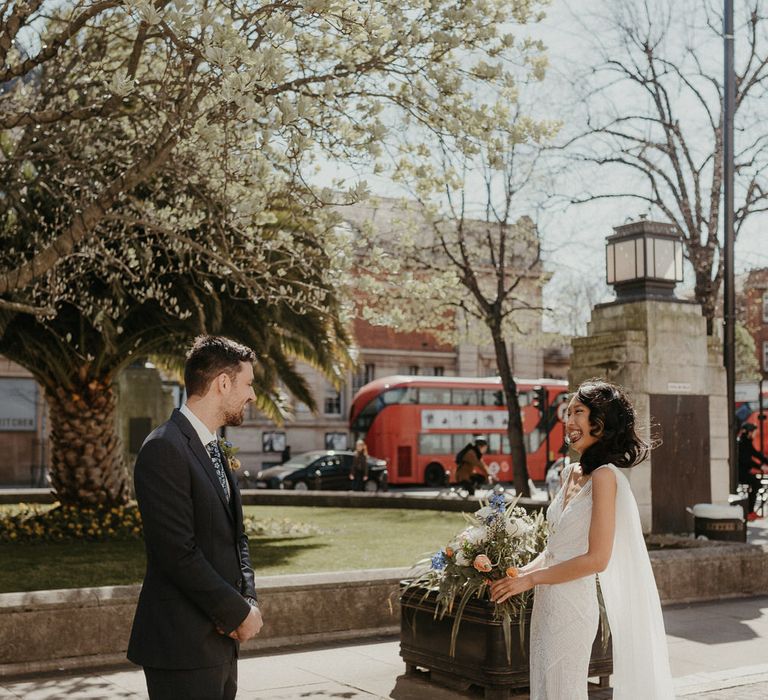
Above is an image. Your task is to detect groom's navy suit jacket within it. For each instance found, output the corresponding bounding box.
[127,409,257,670]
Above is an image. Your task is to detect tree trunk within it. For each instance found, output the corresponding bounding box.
[46,381,130,506]
[692,253,717,336]
[490,329,530,498]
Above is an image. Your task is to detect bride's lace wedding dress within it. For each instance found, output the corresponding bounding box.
[529,463,675,700]
[529,463,598,699]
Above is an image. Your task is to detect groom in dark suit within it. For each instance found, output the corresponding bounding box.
[128,335,263,700]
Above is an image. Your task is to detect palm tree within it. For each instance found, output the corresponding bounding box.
[0,203,351,507]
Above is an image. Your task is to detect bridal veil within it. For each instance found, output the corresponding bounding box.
[596,464,675,699]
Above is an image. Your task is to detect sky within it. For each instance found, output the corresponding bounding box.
[319,0,766,334]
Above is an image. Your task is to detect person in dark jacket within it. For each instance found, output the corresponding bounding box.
[349,439,369,491]
[127,336,263,700]
[738,422,768,521]
[455,437,491,495]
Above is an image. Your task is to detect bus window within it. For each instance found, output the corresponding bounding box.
[482,389,505,406]
[381,387,417,405]
[351,401,378,432]
[419,433,453,455]
[420,387,451,404]
[452,434,478,453]
[526,429,543,454]
[451,389,480,405]
[488,434,512,453]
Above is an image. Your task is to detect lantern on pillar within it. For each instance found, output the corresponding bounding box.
[605,220,684,301]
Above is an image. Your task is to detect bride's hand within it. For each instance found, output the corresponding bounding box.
[489,572,536,604]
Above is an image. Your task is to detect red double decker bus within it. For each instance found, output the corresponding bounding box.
[349,375,569,486]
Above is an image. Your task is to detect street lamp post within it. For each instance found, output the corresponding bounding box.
[724,0,737,493]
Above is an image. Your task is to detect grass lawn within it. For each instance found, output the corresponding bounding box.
[0,506,464,593]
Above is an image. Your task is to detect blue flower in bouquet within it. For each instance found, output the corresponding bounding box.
[431,551,447,570]
[489,493,506,513]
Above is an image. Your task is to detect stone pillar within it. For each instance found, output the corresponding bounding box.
[570,299,728,534]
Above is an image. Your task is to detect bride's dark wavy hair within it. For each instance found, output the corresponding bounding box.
[574,379,649,474]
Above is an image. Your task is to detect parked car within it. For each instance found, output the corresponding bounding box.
[247,450,388,492]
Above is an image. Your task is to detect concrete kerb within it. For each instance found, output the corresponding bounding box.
[0,488,548,512]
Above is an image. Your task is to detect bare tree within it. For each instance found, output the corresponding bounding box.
[359,127,555,496]
[565,0,768,333]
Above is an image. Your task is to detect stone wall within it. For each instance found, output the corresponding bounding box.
[0,568,409,678]
[2,545,768,678]
[116,365,175,472]
[0,488,547,513]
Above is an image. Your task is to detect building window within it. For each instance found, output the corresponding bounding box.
[433,366,445,376]
[352,363,375,392]
[325,432,348,450]
[324,389,342,415]
[262,431,286,453]
[764,341,768,371]
[763,292,768,323]
[129,417,152,454]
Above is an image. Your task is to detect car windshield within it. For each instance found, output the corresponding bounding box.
[281,452,326,469]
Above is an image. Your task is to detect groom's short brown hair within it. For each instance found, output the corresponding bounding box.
[184,335,256,397]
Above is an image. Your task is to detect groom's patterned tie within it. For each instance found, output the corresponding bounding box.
[206,440,231,502]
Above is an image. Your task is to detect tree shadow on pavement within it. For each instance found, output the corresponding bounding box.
[2,675,141,699]
[663,596,768,644]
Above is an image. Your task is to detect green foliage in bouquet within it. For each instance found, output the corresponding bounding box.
[405,493,548,660]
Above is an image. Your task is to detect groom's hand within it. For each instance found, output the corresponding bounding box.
[232,604,263,642]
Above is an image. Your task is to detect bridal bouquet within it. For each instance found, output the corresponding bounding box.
[405,493,547,657]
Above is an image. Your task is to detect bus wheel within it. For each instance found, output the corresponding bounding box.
[424,463,447,488]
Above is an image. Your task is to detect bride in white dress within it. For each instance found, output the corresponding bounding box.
[490,379,674,699]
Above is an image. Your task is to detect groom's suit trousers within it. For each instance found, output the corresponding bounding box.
[144,658,237,700]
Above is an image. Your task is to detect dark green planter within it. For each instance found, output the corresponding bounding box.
[400,583,612,700]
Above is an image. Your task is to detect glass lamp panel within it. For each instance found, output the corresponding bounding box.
[606,244,615,283]
[635,237,646,277]
[674,241,684,281]
[645,237,655,277]
[613,240,637,282]
[653,238,676,280]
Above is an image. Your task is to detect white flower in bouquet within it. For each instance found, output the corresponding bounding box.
[464,525,487,545]
[475,506,494,520]
[505,516,532,538]
[454,550,470,566]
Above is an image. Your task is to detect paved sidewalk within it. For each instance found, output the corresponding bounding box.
[3,594,768,699]
[3,520,767,699]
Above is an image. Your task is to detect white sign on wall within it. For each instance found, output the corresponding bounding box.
[0,379,37,432]
[421,409,508,431]
[666,382,692,394]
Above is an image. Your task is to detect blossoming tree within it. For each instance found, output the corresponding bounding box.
[0,0,550,506]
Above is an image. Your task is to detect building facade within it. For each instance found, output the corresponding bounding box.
[0,358,48,487]
[229,197,550,474]
[741,267,768,380]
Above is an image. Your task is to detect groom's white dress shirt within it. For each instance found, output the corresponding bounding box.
[180,403,218,448]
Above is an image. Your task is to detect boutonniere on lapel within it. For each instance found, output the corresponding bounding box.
[218,438,241,471]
